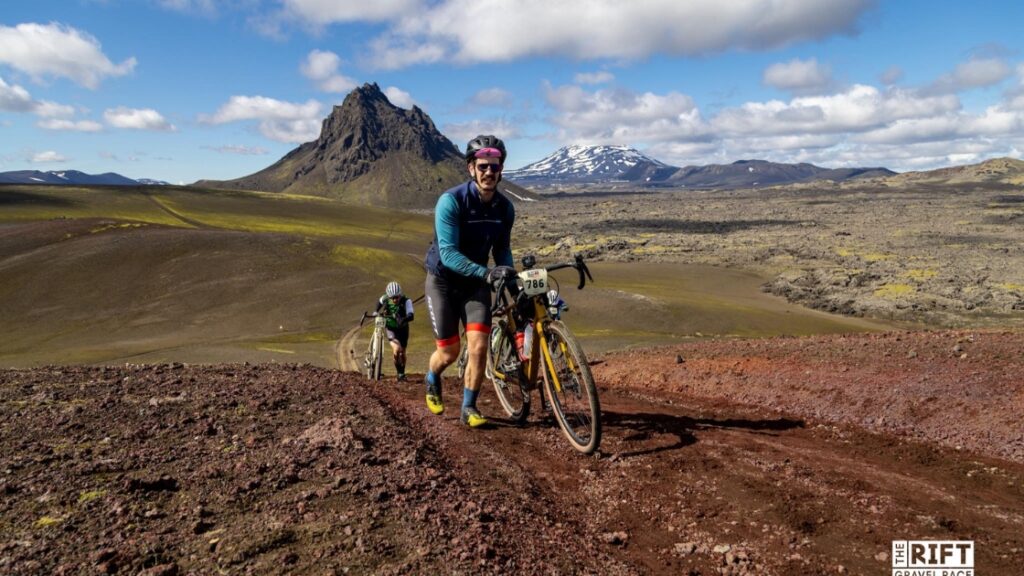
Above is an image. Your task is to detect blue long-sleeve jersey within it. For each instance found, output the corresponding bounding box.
[424,180,515,281]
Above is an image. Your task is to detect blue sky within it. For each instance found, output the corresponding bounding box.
[2,1,1024,184]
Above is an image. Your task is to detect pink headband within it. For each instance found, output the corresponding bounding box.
[474,147,503,158]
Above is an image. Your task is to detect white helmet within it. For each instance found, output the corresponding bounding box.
[547,289,558,302]
[386,281,402,298]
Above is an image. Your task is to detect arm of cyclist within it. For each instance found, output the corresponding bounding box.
[435,194,489,280]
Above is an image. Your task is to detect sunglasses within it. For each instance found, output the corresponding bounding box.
[475,163,502,173]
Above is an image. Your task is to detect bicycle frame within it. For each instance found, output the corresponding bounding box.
[491,254,592,395]
[493,298,571,395]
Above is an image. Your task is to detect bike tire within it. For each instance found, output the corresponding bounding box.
[363,332,376,380]
[456,331,468,379]
[541,321,601,454]
[372,328,384,381]
[487,322,530,423]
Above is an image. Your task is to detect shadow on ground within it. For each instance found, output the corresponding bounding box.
[603,410,805,458]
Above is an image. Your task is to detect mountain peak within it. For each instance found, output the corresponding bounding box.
[194,84,494,208]
[506,144,670,184]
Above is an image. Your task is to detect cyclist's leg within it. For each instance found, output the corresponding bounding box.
[424,273,460,413]
[387,326,408,379]
[460,283,492,427]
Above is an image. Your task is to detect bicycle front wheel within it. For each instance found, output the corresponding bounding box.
[487,322,530,423]
[372,329,384,381]
[541,321,601,454]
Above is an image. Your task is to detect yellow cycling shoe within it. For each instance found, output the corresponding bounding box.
[460,406,488,428]
[425,393,444,415]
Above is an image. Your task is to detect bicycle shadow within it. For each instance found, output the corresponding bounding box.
[602,410,805,459]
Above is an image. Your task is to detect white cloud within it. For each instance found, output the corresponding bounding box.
[32,150,68,163]
[712,85,960,136]
[32,100,76,118]
[359,0,873,69]
[879,65,903,86]
[574,71,615,85]
[283,0,423,24]
[301,50,357,93]
[37,118,104,132]
[104,107,176,131]
[384,86,416,108]
[0,23,136,88]
[203,95,322,123]
[157,0,218,16]
[202,95,324,143]
[544,83,709,143]
[1,76,89,122]
[925,57,1013,95]
[202,144,270,155]
[467,88,514,109]
[763,58,832,93]
[0,76,35,112]
[442,118,523,145]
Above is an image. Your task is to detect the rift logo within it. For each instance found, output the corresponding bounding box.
[892,540,975,575]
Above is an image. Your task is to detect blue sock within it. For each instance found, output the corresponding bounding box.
[426,371,440,390]
[462,387,479,410]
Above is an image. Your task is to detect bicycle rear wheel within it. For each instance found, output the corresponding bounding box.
[541,321,601,454]
[487,321,530,423]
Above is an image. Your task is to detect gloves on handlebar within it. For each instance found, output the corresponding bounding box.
[485,265,517,286]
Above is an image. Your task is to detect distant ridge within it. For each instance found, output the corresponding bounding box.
[0,170,168,186]
[885,157,1024,185]
[661,159,895,189]
[195,83,535,208]
[507,146,896,189]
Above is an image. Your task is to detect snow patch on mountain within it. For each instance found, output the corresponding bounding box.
[505,145,668,183]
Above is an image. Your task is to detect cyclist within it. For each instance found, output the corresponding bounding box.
[423,134,516,427]
[374,281,414,381]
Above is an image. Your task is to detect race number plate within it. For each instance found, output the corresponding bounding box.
[519,268,548,296]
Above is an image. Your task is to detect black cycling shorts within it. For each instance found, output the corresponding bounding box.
[424,272,491,347]
[386,324,409,348]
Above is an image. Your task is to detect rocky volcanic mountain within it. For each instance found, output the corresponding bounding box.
[505,145,674,184]
[0,170,167,186]
[195,83,533,208]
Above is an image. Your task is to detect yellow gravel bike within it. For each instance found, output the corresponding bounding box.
[488,254,601,454]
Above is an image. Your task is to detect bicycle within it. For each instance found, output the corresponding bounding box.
[359,311,388,381]
[487,254,601,454]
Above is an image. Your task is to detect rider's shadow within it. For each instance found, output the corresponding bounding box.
[602,410,805,459]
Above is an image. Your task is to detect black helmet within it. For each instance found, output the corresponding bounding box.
[465,134,507,163]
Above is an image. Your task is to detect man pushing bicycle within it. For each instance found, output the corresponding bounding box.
[374,281,414,381]
[422,134,517,428]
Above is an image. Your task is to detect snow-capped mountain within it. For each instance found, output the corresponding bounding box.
[0,170,169,186]
[505,145,675,184]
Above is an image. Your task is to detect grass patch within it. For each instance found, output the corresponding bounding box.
[874,284,914,298]
[34,516,63,528]
[906,269,938,281]
[78,489,106,504]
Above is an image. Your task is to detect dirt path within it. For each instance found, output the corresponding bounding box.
[140,190,209,229]
[336,324,362,371]
[380,371,1024,575]
[2,330,1021,575]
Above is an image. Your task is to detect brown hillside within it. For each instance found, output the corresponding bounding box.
[888,156,1024,185]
